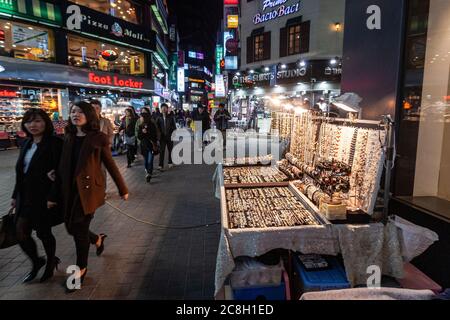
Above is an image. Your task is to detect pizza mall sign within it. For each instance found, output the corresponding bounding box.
[253,0,301,25]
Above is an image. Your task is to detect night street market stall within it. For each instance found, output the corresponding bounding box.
[213,110,437,299]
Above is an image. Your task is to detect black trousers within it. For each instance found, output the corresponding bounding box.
[16,217,56,266]
[159,138,173,167]
[69,215,98,269]
[126,145,137,166]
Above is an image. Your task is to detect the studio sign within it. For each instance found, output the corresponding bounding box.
[253,0,301,25]
[65,4,145,42]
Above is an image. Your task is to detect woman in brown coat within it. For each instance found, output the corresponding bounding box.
[48,101,128,291]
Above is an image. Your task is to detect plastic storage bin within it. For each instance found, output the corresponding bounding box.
[292,254,350,298]
[232,271,291,300]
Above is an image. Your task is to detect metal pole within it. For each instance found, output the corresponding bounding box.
[383,115,395,224]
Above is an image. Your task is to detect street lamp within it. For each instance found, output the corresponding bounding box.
[334,22,341,32]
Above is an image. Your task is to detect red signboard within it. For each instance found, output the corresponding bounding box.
[224,0,239,5]
[0,89,18,97]
[88,73,144,89]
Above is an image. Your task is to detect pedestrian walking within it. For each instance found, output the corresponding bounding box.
[11,109,63,283]
[135,107,151,145]
[156,103,177,171]
[47,101,128,292]
[92,99,114,192]
[213,103,231,145]
[192,103,211,148]
[120,107,138,168]
[137,113,159,182]
[152,107,162,121]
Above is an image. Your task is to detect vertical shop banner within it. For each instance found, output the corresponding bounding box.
[169,53,178,90]
[215,45,223,75]
[215,74,225,97]
[178,50,185,67]
[341,0,406,120]
[177,67,185,93]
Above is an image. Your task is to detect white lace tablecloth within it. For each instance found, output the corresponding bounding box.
[212,165,405,297]
[214,221,405,297]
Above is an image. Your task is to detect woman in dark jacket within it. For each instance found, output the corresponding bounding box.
[120,107,138,168]
[137,113,159,183]
[48,101,129,291]
[11,109,63,283]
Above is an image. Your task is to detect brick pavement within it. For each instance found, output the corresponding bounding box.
[0,149,221,300]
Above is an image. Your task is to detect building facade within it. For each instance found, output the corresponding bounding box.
[0,0,174,134]
[224,0,345,128]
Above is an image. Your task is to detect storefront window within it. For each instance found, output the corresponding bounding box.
[254,34,264,61]
[0,86,61,133]
[396,0,450,219]
[288,24,301,55]
[68,34,146,76]
[0,19,55,62]
[73,0,142,24]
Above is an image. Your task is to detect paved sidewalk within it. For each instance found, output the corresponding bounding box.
[0,149,221,300]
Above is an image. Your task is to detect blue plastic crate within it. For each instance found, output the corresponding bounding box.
[293,254,351,294]
[232,280,286,300]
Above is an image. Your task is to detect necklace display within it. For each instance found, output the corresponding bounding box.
[271,112,294,139]
[279,113,386,214]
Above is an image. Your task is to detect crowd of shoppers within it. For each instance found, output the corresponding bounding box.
[6,100,232,292]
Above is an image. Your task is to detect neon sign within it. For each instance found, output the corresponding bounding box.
[88,73,144,89]
[0,89,17,97]
[253,1,300,25]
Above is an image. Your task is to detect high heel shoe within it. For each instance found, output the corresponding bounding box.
[40,256,61,283]
[65,268,87,294]
[96,234,107,256]
[23,257,46,283]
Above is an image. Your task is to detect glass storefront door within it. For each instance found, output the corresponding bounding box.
[395,0,450,220]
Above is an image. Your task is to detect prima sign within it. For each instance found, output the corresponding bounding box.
[254,0,300,25]
[263,0,288,11]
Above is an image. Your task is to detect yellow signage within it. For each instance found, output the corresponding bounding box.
[227,15,239,28]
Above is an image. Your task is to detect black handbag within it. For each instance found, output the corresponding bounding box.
[0,208,18,249]
[151,141,160,156]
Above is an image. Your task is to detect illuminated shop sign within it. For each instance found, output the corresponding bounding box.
[88,72,144,89]
[215,45,223,75]
[0,0,61,26]
[225,56,238,70]
[177,67,185,92]
[227,15,239,28]
[188,51,204,60]
[0,89,17,97]
[224,0,239,4]
[253,0,301,25]
[63,2,153,50]
[232,60,341,87]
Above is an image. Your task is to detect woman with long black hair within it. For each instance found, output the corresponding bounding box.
[120,107,138,168]
[137,112,159,182]
[48,101,128,291]
[11,109,63,283]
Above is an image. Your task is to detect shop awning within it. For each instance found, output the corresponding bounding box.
[0,56,155,93]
